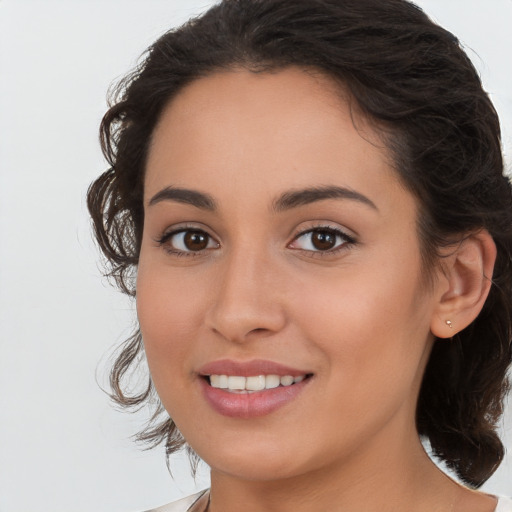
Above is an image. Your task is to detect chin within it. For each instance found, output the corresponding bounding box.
[195,431,343,485]
[211,457,306,482]
[192,436,310,481]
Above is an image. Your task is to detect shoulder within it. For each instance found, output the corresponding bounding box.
[141,490,209,512]
[495,496,512,512]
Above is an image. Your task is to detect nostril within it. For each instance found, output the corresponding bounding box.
[249,327,269,334]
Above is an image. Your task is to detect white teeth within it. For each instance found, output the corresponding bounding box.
[280,375,294,386]
[227,376,246,390]
[209,374,306,392]
[246,375,266,391]
[218,374,229,388]
[210,375,221,388]
[265,374,280,389]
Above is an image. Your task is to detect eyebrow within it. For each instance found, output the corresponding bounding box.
[148,186,217,210]
[272,185,378,212]
[147,184,377,212]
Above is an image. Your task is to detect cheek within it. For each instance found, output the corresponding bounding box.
[137,283,203,425]
[135,263,206,395]
[292,254,432,382]
[137,252,208,334]
[291,274,432,448]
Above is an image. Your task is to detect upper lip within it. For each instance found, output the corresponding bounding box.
[197,359,311,377]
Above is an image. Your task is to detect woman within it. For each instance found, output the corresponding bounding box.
[88,0,512,510]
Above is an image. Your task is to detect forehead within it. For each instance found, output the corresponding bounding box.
[144,67,407,215]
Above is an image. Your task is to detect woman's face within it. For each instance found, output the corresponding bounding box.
[137,68,442,481]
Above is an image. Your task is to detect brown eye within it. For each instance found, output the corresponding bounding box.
[183,230,209,251]
[289,227,354,254]
[159,229,218,254]
[310,230,337,250]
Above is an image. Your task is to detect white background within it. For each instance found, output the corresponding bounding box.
[0,1,511,511]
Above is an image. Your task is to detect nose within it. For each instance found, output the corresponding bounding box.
[204,247,287,344]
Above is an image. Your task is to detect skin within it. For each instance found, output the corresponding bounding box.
[137,67,497,512]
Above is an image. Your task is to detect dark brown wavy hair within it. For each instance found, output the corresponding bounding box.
[87,0,512,487]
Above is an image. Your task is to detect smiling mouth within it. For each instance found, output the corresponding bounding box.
[205,374,311,393]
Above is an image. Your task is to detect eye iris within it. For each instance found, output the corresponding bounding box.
[312,230,336,250]
[184,231,209,251]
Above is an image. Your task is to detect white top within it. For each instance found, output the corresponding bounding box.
[144,490,208,512]
[144,491,512,512]
[496,496,512,512]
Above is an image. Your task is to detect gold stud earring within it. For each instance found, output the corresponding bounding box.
[445,320,453,329]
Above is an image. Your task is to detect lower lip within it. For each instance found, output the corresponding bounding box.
[200,377,310,418]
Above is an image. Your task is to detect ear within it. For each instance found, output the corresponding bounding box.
[430,230,496,339]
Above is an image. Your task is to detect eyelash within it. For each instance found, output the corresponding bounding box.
[154,225,218,257]
[154,224,356,258]
[289,225,356,257]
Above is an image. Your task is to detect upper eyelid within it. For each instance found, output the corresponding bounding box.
[155,223,216,241]
[291,223,356,241]
[288,225,357,252]
[154,226,219,257]
[153,222,356,248]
